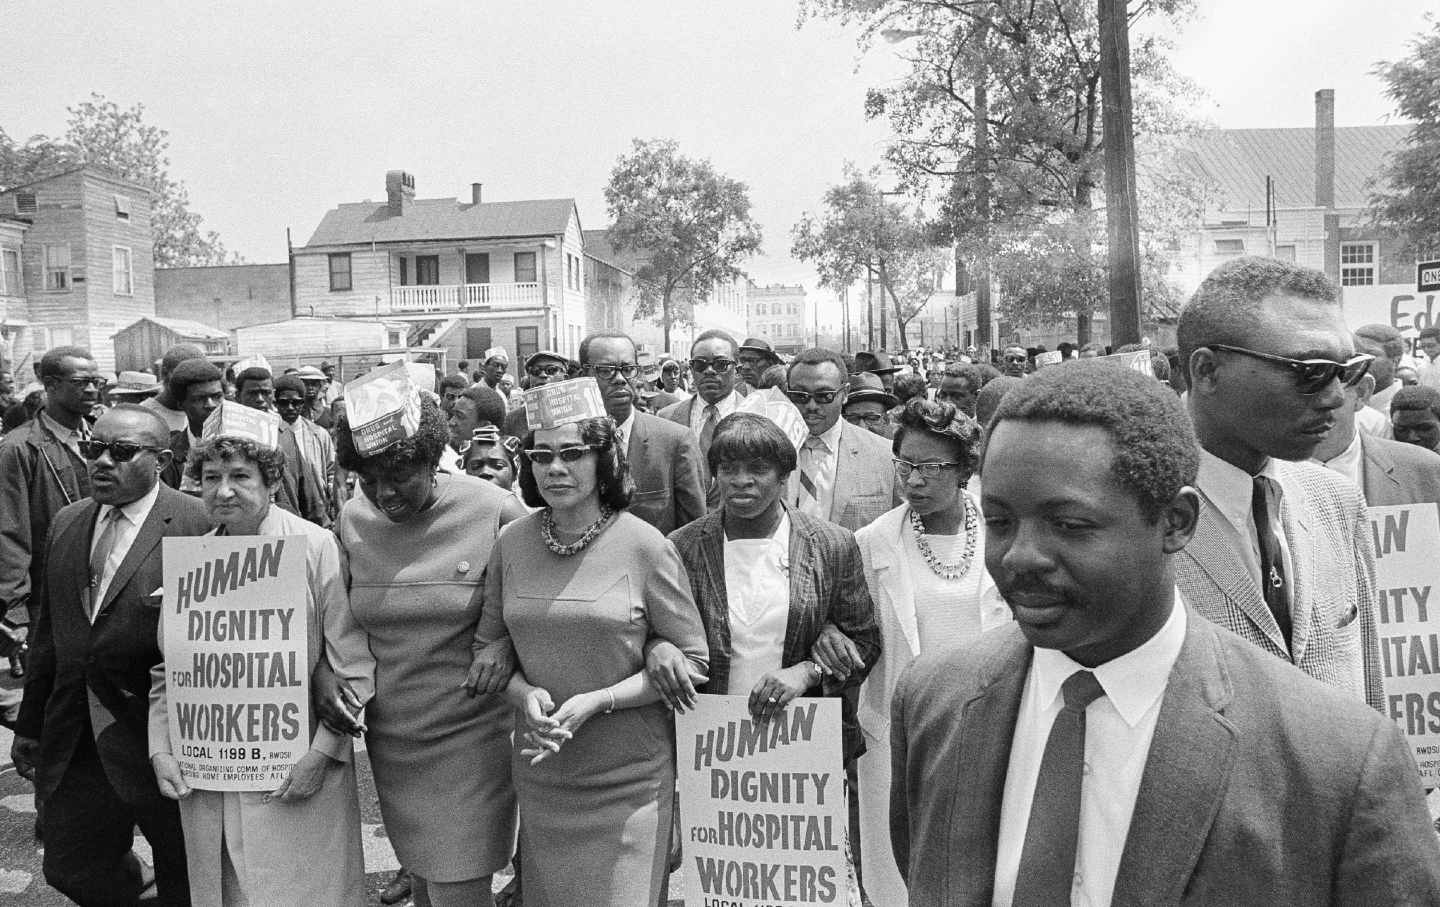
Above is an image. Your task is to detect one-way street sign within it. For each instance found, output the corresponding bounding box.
[1419,260,1440,293]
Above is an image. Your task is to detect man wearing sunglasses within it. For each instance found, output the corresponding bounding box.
[658,329,746,464]
[12,405,209,905]
[1000,346,1029,378]
[786,348,899,532]
[503,350,577,439]
[0,346,99,632]
[1178,256,1384,711]
[581,332,706,534]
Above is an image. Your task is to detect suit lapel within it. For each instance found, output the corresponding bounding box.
[785,512,816,656]
[1184,498,1287,651]
[1275,466,1316,663]
[871,509,919,657]
[627,415,652,481]
[948,634,1030,904]
[1360,435,1400,501]
[99,495,170,614]
[1111,615,1238,904]
[56,500,100,620]
[699,517,728,616]
[829,423,860,523]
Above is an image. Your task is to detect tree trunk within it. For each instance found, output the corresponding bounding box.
[662,289,673,354]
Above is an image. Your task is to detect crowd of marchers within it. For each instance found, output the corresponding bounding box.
[3,253,1440,907]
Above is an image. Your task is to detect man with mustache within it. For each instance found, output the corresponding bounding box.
[13,405,209,904]
[1177,256,1383,709]
[659,329,746,465]
[891,361,1440,905]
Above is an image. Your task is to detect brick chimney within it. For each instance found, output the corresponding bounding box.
[386,170,415,216]
[1315,89,1335,208]
[471,183,483,206]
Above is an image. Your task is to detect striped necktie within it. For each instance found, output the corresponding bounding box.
[797,435,825,516]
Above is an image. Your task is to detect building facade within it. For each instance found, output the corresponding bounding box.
[0,165,156,375]
[746,282,808,355]
[295,171,587,364]
[155,262,292,331]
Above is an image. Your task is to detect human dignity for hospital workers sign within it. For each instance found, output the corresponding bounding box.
[677,695,847,906]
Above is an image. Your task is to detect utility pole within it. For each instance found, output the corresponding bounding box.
[1100,0,1142,347]
[840,285,851,353]
[866,265,875,350]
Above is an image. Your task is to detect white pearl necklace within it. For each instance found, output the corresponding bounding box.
[908,496,978,580]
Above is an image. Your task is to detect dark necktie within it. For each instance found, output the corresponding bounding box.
[1012,669,1107,907]
[88,509,122,619]
[699,404,718,454]
[1251,474,1291,646]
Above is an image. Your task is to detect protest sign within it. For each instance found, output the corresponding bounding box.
[1096,349,1154,377]
[345,360,420,455]
[161,535,309,791]
[1369,503,1440,784]
[522,377,605,430]
[1035,349,1064,368]
[677,695,847,907]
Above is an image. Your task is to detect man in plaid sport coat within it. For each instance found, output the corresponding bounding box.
[1176,257,1383,711]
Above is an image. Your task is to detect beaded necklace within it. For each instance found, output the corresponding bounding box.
[908,495,977,580]
[541,506,614,557]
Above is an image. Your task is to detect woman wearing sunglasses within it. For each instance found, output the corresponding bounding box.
[847,397,1010,905]
[324,396,527,906]
[148,428,366,904]
[471,387,708,907]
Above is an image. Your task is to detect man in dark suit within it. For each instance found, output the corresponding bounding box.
[580,332,706,534]
[891,361,1440,905]
[658,329,748,472]
[1178,257,1383,709]
[12,404,210,905]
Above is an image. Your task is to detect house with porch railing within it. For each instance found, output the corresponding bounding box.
[294,171,587,364]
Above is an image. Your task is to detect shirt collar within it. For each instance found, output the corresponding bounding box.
[616,410,636,443]
[1196,446,1281,532]
[1315,428,1362,473]
[1030,593,1187,727]
[809,417,845,453]
[40,410,82,442]
[97,480,161,530]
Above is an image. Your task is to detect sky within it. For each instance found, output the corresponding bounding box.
[3,0,1435,321]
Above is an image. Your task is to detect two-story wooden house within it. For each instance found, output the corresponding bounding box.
[0,165,156,376]
[294,171,588,364]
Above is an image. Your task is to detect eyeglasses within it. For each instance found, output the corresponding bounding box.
[524,445,596,465]
[60,376,106,389]
[1003,355,1027,364]
[689,357,736,374]
[893,457,961,479]
[588,364,639,381]
[79,440,161,463]
[529,363,567,379]
[786,389,842,406]
[844,412,888,427]
[1207,344,1374,395]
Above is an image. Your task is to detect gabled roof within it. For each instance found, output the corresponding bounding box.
[1183,125,1411,212]
[304,197,579,248]
[0,163,149,197]
[120,316,228,340]
[582,228,639,273]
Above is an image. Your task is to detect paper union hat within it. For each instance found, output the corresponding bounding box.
[1097,349,1155,378]
[201,401,281,449]
[1035,350,1065,368]
[522,377,606,430]
[344,360,422,456]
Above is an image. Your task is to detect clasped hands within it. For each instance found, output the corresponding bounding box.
[517,687,602,766]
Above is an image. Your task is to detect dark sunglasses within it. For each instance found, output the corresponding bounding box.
[529,363,567,379]
[844,412,887,426]
[689,357,736,374]
[79,440,161,463]
[1208,344,1374,395]
[524,445,596,465]
[786,389,842,406]
[1003,355,1027,364]
[589,364,639,381]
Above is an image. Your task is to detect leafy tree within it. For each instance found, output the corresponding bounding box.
[0,93,230,267]
[799,0,1198,342]
[1369,16,1440,258]
[792,165,949,352]
[603,139,763,352]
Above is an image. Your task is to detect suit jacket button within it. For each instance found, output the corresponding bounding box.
[457,561,471,573]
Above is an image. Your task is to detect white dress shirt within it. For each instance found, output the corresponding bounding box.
[724,513,791,695]
[1194,448,1293,610]
[993,599,1187,907]
[89,481,161,620]
[1354,404,1390,439]
[688,390,741,439]
[797,418,845,519]
[614,410,636,454]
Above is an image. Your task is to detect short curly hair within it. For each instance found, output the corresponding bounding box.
[891,373,928,406]
[707,412,798,476]
[518,416,635,511]
[1392,385,1440,419]
[985,359,1198,523]
[186,436,287,488]
[1177,256,1340,387]
[892,398,982,482]
[334,395,449,475]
